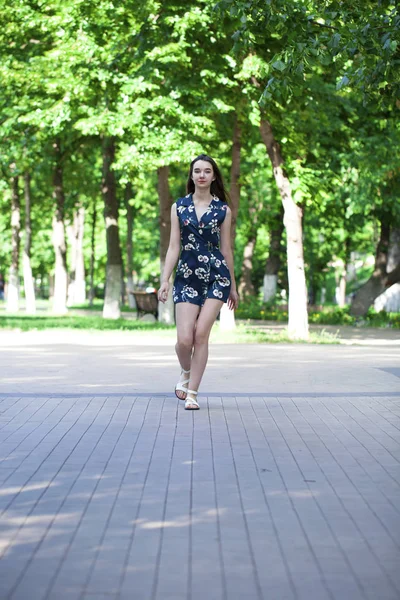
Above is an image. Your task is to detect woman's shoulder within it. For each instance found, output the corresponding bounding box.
[174,195,191,215]
[211,194,228,203]
[175,194,190,210]
[212,195,229,211]
[176,194,191,207]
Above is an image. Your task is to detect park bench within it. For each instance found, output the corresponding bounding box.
[130,290,159,320]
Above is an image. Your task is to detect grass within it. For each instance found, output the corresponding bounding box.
[236,301,400,329]
[0,313,340,344]
[6,299,399,328]
[70,300,164,314]
[210,325,339,344]
[68,300,104,311]
[69,300,137,313]
[0,314,173,332]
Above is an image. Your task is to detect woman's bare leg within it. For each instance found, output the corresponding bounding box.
[175,302,201,399]
[188,299,224,398]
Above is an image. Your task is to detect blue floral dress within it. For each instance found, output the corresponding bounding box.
[173,194,231,306]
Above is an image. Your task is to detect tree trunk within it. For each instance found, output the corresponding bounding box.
[89,198,97,307]
[74,206,86,304]
[102,136,122,319]
[67,220,76,304]
[157,166,174,323]
[6,175,20,313]
[220,115,241,330]
[229,114,241,247]
[263,207,284,302]
[335,237,351,307]
[23,173,36,314]
[68,205,86,306]
[337,267,347,307]
[125,183,136,309]
[51,138,68,314]
[120,259,126,306]
[260,117,309,340]
[351,218,400,316]
[238,187,263,300]
[374,228,400,312]
[238,235,256,299]
[334,259,347,307]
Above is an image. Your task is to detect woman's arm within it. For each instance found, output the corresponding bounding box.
[158,204,181,302]
[220,207,239,310]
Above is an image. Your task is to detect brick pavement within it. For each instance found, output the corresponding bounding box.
[0,333,399,600]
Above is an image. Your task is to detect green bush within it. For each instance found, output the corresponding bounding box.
[236,299,400,328]
[364,308,400,329]
[236,298,288,321]
[308,307,355,325]
[0,315,173,332]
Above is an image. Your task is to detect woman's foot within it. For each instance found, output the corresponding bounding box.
[175,368,190,400]
[185,390,199,410]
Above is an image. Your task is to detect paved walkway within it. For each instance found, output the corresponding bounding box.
[0,330,399,600]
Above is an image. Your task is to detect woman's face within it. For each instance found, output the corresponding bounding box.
[192,160,215,190]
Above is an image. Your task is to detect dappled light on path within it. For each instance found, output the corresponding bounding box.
[0,336,399,599]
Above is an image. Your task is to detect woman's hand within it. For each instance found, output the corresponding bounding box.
[158,281,169,303]
[227,289,239,311]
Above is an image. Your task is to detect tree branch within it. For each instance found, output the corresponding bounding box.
[387,263,400,287]
[308,19,338,31]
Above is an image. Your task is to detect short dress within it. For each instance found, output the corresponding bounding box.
[173,193,232,306]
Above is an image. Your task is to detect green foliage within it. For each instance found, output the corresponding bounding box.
[0,314,173,332]
[0,0,399,314]
[217,0,400,108]
[308,307,356,325]
[236,299,400,328]
[363,308,400,329]
[0,313,339,343]
[236,298,289,321]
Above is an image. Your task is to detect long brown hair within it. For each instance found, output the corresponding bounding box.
[186,154,229,203]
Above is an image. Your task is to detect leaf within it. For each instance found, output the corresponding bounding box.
[336,75,349,91]
[383,38,391,50]
[272,59,286,72]
[331,33,341,49]
[232,30,241,42]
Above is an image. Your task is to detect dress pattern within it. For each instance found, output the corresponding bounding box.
[173,194,231,306]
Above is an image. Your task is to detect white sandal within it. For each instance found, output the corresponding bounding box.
[175,368,190,400]
[185,390,199,410]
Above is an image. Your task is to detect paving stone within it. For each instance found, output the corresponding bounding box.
[0,340,399,599]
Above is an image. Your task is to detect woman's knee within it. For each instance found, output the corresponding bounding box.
[194,327,210,347]
[176,332,193,351]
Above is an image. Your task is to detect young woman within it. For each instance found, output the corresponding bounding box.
[158,154,239,410]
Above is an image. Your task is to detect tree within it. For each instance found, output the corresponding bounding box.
[220,114,242,329]
[67,204,86,306]
[102,137,122,319]
[218,1,399,108]
[51,139,68,314]
[218,0,400,326]
[88,198,97,307]
[23,173,36,314]
[237,180,265,300]
[263,206,284,302]
[260,118,309,339]
[157,166,174,324]
[1,0,398,326]
[350,188,400,316]
[124,183,136,309]
[374,229,400,312]
[6,173,20,313]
